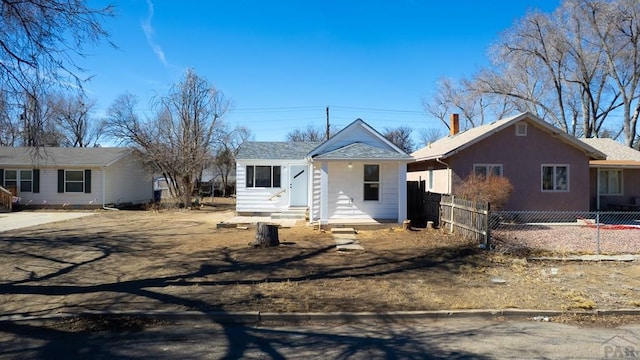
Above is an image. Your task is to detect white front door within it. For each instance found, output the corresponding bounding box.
[289,165,308,207]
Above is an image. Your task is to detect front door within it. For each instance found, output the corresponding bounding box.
[289,165,308,207]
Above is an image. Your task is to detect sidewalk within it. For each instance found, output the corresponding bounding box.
[0,212,96,232]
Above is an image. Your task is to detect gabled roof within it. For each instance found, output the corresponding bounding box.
[237,118,410,162]
[308,118,409,160]
[314,142,411,160]
[236,142,321,160]
[0,147,132,167]
[581,138,640,167]
[411,112,606,161]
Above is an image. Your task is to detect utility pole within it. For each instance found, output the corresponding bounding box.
[326,106,330,140]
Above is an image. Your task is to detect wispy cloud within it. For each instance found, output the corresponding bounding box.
[141,0,168,67]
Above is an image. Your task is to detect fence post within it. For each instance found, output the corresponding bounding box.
[484,202,491,249]
[450,195,455,233]
[596,211,601,255]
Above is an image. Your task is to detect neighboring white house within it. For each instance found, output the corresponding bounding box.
[0,147,153,208]
[235,119,411,225]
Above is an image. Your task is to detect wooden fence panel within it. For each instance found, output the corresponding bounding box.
[407,181,442,228]
[440,194,490,246]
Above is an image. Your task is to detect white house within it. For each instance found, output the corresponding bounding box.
[0,147,153,209]
[235,119,411,225]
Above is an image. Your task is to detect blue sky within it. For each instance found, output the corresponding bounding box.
[83,0,561,142]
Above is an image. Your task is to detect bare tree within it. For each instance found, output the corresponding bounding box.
[19,86,62,147]
[213,126,252,197]
[383,126,414,154]
[0,90,20,146]
[0,0,114,95]
[581,0,640,146]
[49,92,103,147]
[417,127,446,147]
[424,77,515,132]
[106,69,228,208]
[286,125,326,142]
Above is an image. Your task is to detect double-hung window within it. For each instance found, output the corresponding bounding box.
[65,170,85,192]
[364,164,380,201]
[473,164,503,178]
[246,165,281,188]
[57,169,90,193]
[19,170,33,192]
[599,169,623,195]
[3,170,17,189]
[2,170,33,192]
[542,165,569,191]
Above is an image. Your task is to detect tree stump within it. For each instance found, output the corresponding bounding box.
[254,223,279,247]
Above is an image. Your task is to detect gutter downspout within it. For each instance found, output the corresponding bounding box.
[101,166,119,211]
[436,157,451,194]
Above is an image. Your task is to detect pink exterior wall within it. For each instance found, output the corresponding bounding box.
[448,121,591,211]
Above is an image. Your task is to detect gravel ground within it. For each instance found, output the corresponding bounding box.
[492,224,640,255]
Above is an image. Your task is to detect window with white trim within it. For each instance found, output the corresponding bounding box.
[246,165,281,188]
[599,169,623,195]
[19,170,32,192]
[3,170,17,189]
[2,170,33,192]
[65,170,84,192]
[473,164,503,178]
[364,164,380,201]
[542,165,569,191]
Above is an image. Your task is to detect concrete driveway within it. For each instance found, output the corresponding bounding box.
[0,212,96,232]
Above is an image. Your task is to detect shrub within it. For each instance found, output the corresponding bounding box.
[455,174,514,210]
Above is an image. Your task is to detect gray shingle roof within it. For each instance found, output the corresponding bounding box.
[580,138,640,161]
[236,142,321,160]
[0,147,132,167]
[313,142,412,160]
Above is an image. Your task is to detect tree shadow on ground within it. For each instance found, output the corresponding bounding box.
[0,222,488,359]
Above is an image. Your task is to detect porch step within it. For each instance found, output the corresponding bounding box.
[270,209,307,220]
[0,205,10,213]
[330,227,356,235]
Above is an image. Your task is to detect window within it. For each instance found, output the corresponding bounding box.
[599,169,623,195]
[2,169,38,193]
[542,165,569,191]
[473,164,503,178]
[364,164,380,201]
[3,170,17,188]
[516,122,527,136]
[65,170,84,192]
[19,170,32,192]
[246,165,281,188]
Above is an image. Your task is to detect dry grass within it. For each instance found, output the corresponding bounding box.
[0,200,639,317]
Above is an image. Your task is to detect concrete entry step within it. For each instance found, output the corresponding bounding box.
[337,244,365,251]
[330,227,356,235]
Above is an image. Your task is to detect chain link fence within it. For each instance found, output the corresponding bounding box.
[489,211,640,255]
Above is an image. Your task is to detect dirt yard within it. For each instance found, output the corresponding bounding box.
[1,198,639,318]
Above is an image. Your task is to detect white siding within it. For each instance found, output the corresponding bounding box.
[236,160,308,213]
[5,154,152,207]
[326,161,399,220]
[104,155,153,205]
[13,167,104,206]
[311,164,322,221]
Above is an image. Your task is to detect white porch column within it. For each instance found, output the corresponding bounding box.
[320,161,329,224]
[397,162,407,223]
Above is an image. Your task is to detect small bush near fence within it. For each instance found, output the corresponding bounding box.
[490,211,640,255]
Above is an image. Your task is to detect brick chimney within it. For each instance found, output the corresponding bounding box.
[450,113,460,136]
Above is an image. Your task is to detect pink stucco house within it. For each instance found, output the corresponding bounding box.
[408,112,607,211]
